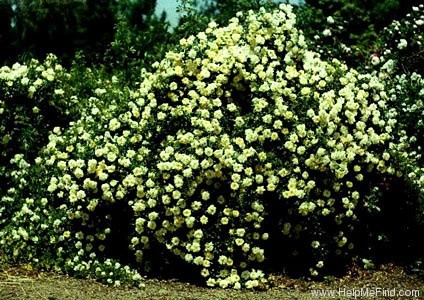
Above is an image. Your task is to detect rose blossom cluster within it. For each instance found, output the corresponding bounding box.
[0,4,416,289]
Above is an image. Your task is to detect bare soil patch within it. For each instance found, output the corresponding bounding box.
[0,263,423,300]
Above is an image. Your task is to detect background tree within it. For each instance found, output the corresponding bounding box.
[105,0,172,84]
[0,1,15,65]
[0,0,170,69]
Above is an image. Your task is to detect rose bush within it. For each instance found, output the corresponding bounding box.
[0,54,74,196]
[1,3,423,289]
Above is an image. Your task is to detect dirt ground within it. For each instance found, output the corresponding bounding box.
[0,263,423,300]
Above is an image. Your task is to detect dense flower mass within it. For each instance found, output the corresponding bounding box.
[0,3,423,289]
[0,54,71,167]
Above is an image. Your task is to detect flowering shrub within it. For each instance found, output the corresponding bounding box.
[294,0,383,67]
[296,2,423,71]
[0,3,422,290]
[386,72,424,207]
[0,75,145,286]
[0,55,74,193]
[0,54,120,193]
[352,69,424,265]
[374,6,424,228]
[375,4,424,75]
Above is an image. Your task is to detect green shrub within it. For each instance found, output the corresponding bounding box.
[0,55,72,191]
[0,54,122,192]
[296,0,421,68]
[0,0,117,66]
[386,72,424,222]
[0,0,168,70]
[1,3,423,290]
[355,20,424,265]
[373,5,424,242]
[0,72,144,286]
[106,14,172,85]
[374,4,424,75]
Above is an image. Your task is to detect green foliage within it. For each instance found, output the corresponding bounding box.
[0,55,72,189]
[106,13,172,85]
[203,0,278,22]
[173,0,278,43]
[0,1,15,63]
[0,0,115,65]
[376,4,424,75]
[2,4,424,290]
[374,5,424,241]
[0,71,144,286]
[297,5,424,258]
[386,71,424,226]
[297,0,421,67]
[0,0,165,68]
[0,0,424,291]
